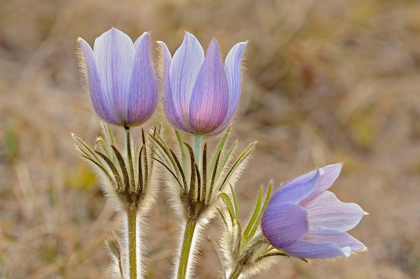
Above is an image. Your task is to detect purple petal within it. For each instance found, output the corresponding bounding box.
[210,41,247,135]
[303,231,366,253]
[269,169,321,206]
[300,164,342,206]
[170,32,204,127]
[160,41,190,132]
[262,203,308,248]
[94,28,135,124]
[306,191,365,233]
[78,38,119,125]
[189,39,229,134]
[283,239,351,259]
[126,32,158,126]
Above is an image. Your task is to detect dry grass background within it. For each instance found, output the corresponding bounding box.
[1,0,420,278]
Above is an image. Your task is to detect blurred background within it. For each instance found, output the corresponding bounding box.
[1,0,420,278]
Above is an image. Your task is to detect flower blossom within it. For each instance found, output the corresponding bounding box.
[159,32,246,135]
[78,28,158,127]
[262,164,366,259]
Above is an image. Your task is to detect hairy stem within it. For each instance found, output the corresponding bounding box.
[194,135,203,166]
[127,210,137,279]
[177,218,198,279]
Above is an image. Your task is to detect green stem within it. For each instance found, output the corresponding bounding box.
[125,127,135,190]
[127,210,137,279]
[193,135,203,166]
[177,218,198,279]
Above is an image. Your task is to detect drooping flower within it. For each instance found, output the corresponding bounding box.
[159,32,246,135]
[78,28,158,127]
[262,164,366,259]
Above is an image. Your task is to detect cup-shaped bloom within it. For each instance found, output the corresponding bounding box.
[78,28,158,127]
[262,164,366,259]
[159,32,246,135]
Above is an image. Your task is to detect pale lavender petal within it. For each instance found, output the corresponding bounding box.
[189,39,229,134]
[94,28,135,124]
[306,191,365,233]
[283,239,351,259]
[300,164,342,206]
[78,38,119,125]
[262,203,308,248]
[160,41,190,132]
[269,169,321,206]
[126,32,158,126]
[170,32,204,126]
[210,41,247,135]
[303,231,366,253]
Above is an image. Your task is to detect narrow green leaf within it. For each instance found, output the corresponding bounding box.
[142,129,148,191]
[151,157,183,188]
[230,184,239,220]
[170,149,187,189]
[216,141,236,179]
[81,155,114,186]
[208,127,230,179]
[96,138,110,158]
[219,192,235,225]
[243,187,263,243]
[96,151,123,191]
[72,134,101,162]
[111,145,130,191]
[138,146,144,193]
[206,150,221,204]
[249,182,273,238]
[216,207,229,230]
[216,142,256,196]
[185,143,196,199]
[175,130,187,172]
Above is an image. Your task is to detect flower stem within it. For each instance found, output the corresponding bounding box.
[177,218,198,279]
[127,210,137,279]
[194,135,203,166]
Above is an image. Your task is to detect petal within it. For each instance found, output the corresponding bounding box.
[126,32,158,126]
[300,164,342,206]
[303,231,366,253]
[189,39,229,134]
[94,28,135,124]
[283,239,351,259]
[262,203,308,248]
[306,191,365,233]
[269,169,321,206]
[170,32,204,127]
[78,38,119,125]
[159,41,190,132]
[210,41,247,135]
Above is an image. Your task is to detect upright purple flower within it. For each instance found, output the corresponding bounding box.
[159,32,246,135]
[78,28,158,127]
[262,164,366,259]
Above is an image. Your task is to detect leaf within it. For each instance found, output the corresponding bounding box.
[176,130,188,172]
[219,192,235,225]
[230,184,239,220]
[243,187,263,243]
[249,182,272,238]
[208,127,230,179]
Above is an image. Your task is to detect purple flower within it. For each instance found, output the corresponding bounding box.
[78,28,158,127]
[262,164,366,259]
[159,32,246,135]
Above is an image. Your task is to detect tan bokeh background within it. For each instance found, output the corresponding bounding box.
[1,0,420,278]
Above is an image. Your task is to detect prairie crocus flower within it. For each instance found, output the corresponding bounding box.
[78,28,158,127]
[262,164,366,259]
[159,32,246,135]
